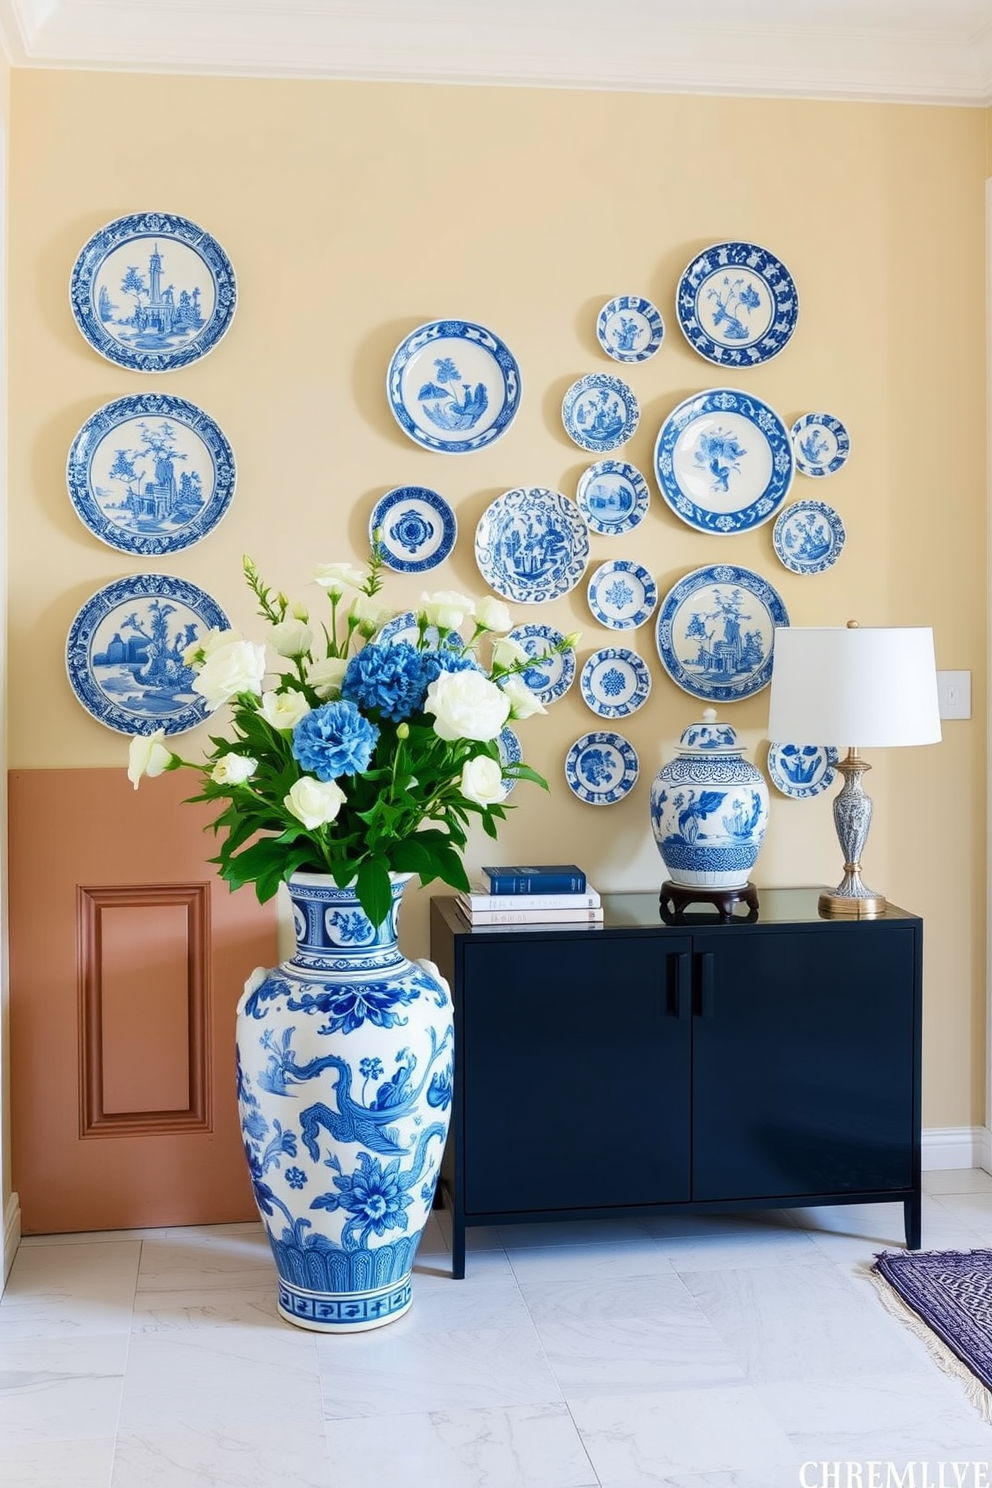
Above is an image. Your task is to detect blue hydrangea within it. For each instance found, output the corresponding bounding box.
[418,648,482,689]
[341,641,429,723]
[291,701,379,780]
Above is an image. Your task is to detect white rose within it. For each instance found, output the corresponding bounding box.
[474,596,512,634]
[490,636,531,670]
[191,640,267,712]
[127,729,174,789]
[313,562,366,597]
[183,625,242,668]
[502,675,547,721]
[258,689,312,730]
[212,753,258,786]
[460,755,508,807]
[306,655,349,699]
[419,590,476,632]
[425,669,510,742]
[271,618,313,658]
[350,594,393,631]
[284,775,347,829]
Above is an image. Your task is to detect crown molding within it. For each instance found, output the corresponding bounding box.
[0,0,990,106]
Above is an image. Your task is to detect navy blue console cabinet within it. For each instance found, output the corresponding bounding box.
[428,887,923,1277]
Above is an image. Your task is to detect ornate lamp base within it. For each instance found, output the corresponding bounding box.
[819,749,887,919]
[659,880,760,923]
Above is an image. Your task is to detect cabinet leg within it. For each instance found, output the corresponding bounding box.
[904,1192,922,1251]
[451,1221,466,1280]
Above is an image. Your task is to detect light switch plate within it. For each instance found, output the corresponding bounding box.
[937,670,971,720]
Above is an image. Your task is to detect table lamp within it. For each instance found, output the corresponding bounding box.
[766,623,941,917]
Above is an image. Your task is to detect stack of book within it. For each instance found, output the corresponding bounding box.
[454,864,603,926]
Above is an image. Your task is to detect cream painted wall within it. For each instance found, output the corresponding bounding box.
[7,72,987,1129]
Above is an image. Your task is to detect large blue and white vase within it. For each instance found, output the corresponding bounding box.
[650,708,769,888]
[235,873,453,1333]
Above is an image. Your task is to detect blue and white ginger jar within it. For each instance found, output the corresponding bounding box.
[650,708,769,889]
[235,873,453,1333]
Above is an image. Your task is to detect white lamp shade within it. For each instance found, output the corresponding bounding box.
[767,626,942,749]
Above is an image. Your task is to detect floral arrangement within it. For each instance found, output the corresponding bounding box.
[128,546,572,926]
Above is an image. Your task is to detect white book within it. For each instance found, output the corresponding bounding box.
[455,897,604,926]
[460,881,601,911]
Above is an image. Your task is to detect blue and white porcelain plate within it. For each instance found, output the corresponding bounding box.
[66,573,230,735]
[767,742,839,800]
[596,296,665,363]
[375,612,463,650]
[587,559,657,630]
[66,394,236,556]
[506,624,576,705]
[497,726,523,795]
[369,487,457,573]
[655,564,789,702]
[654,388,794,535]
[791,413,851,478]
[676,241,798,366]
[564,731,639,806]
[575,460,650,536]
[386,319,521,454]
[772,500,846,576]
[562,374,639,453]
[475,487,589,603]
[69,213,237,372]
[580,647,652,719]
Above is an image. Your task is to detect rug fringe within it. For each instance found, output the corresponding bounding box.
[863,1262,992,1423]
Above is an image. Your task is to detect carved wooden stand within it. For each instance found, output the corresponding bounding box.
[658,880,760,923]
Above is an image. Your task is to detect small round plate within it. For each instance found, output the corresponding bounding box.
[66,394,236,556]
[580,648,652,719]
[587,560,657,630]
[791,413,851,478]
[562,374,639,453]
[655,564,789,702]
[69,212,237,372]
[575,460,650,536]
[386,319,521,454]
[475,487,589,604]
[596,296,665,363]
[654,387,794,535]
[66,573,230,735]
[369,487,457,573]
[506,624,576,705]
[676,240,798,366]
[375,612,463,650]
[773,500,846,575]
[767,742,839,799]
[497,725,523,795]
[564,731,639,806]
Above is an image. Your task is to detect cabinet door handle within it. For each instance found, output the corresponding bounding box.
[675,952,691,1020]
[698,952,716,1020]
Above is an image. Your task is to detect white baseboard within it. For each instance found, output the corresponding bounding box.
[1,1191,20,1289]
[922,1125,991,1172]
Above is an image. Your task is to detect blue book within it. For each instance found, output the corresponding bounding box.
[481,864,587,895]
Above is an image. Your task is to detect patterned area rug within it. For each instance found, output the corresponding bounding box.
[872,1248,992,1419]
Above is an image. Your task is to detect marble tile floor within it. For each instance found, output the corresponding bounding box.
[3,1170,992,1488]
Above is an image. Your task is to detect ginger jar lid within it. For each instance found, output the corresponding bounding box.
[676,707,742,756]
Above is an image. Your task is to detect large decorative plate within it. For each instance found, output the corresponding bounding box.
[69,213,237,372]
[767,742,839,800]
[497,726,523,796]
[369,487,456,573]
[386,319,521,454]
[66,394,235,556]
[772,499,846,576]
[655,564,789,702]
[596,296,665,363]
[653,388,794,535]
[587,560,657,629]
[791,413,851,478]
[506,624,576,705]
[676,241,798,366]
[475,488,589,603]
[580,647,651,719]
[66,573,230,735]
[375,612,462,651]
[562,374,639,453]
[564,731,639,806]
[575,460,650,536]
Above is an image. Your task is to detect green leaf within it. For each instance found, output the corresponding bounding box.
[356,859,392,927]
